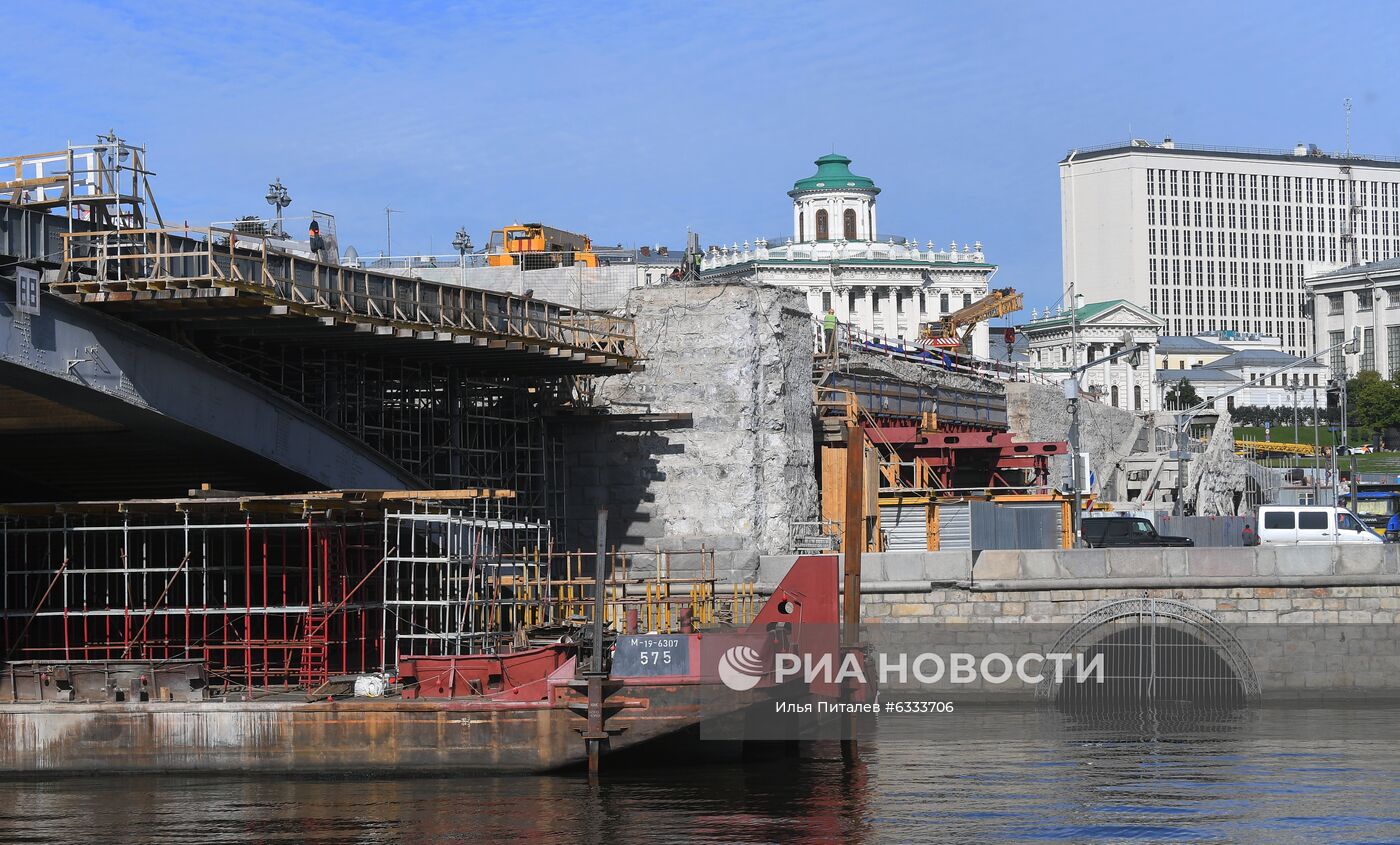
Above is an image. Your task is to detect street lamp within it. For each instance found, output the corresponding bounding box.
[1063,339,1146,545]
[451,227,473,285]
[264,178,291,237]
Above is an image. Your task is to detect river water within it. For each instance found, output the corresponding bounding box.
[1,705,1397,844]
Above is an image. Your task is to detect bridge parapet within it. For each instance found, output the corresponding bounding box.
[51,226,636,372]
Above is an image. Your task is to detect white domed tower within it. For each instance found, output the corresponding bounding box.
[789,153,880,243]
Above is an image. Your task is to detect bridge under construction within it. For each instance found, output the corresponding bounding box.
[1,135,634,523]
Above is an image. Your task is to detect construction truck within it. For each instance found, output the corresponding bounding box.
[920,287,1023,353]
[486,223,599,270]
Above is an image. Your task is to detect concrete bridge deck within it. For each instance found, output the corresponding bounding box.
[49,225,636,375]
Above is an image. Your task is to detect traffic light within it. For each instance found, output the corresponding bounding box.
[1326,381,1340,411]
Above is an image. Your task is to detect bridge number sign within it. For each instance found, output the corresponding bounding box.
[15,267,39,316]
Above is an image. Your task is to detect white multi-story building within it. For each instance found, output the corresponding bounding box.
[1307,256,1400,380]
[702,154,995,355]
[1061,138,1400,357]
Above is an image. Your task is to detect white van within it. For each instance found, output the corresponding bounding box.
[1256,506,1383,545]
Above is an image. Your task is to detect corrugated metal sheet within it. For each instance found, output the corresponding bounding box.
[936,502,971,550]
[880,503,928,551]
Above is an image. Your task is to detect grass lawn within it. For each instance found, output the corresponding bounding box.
[1234,425,1400,473]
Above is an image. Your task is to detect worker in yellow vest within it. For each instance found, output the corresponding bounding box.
[823,307,838,354]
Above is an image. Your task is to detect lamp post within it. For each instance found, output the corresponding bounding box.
[1064,340,1145,545]
[264,178,291,237]
[451,227,472,286]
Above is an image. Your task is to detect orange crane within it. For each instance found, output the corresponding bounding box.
[920,287,1023,352]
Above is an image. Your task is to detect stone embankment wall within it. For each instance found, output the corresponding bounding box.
[757,548,1400,697]
[565,284,818,580]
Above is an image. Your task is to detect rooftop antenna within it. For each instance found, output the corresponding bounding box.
[385,206,402,258]
[1344,97,1352,158]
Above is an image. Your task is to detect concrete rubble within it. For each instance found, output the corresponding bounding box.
[1182,412,1249,516]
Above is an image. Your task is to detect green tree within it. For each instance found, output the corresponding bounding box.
[1347,369,1400,443]
[1164,378,1201,411]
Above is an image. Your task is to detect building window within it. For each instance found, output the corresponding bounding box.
[1358,290,1373,311]
[822,291,832,312]
[1134,385,1142,410]
[963,293,972,309]
[1362,328,1376,373]
[798,212,804,242]
[816,210,829,241]
[1329,330,1345,377]
[1327,294,1343,315]
[1110,385,1119,407]
[1389,326,1400,378]
[940,293,949,314]
[843,208,857,240]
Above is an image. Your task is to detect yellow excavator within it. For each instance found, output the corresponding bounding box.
[920,287,1023,352]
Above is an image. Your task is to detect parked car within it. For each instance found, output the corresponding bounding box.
[1255,506,1382,545]
[1080,516,1194,548]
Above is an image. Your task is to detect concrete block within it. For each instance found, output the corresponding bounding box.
[1020,551,1060,580]
[1055,550,1107,578]
[1385,546,1400,576]
[1162,548,1191,577]
[1273,546,1333,577]
[1105,548,1169,578]
[1251,546,1277,576]
[863,551,968,582]
[757,555,800,584]
[1186,548,1255,578]
[972,550,1021,581]
[1335,545,1385,576]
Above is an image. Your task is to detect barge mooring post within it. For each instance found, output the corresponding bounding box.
[841,422,864,763]
[585,508,610,775]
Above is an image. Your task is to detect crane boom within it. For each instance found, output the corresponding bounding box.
[921,287,1023,351]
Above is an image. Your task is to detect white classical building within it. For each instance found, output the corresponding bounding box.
[1020,299,1163,412]
[1307,257,1400,381]
[1061,138,1400,356]
[701,154,995,356]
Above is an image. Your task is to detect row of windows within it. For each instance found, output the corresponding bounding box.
[1147,197,1399,237]
[1326,326,1400,378]
[819,289,972,316]
[1146,168,1400,208]
[1149,285,1299,322]
[1326,289,1400,315]
[799,208,865,242]
[1148,227,1391,264]
[1147,258,1303,290]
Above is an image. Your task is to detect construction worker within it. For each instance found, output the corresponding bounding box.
[822,307,838,354]
[307,220,325,260]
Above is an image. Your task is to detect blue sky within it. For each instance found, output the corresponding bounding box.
[7,0,1400,309]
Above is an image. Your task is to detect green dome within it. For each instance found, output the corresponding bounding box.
[790,153,879,194]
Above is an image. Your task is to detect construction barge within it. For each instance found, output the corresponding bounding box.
[0,490,853,775]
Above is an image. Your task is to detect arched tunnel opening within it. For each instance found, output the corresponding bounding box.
[1055,624,1250,711]
[1038,598,1260,721]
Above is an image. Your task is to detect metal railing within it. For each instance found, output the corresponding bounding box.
[56,226,636,359]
